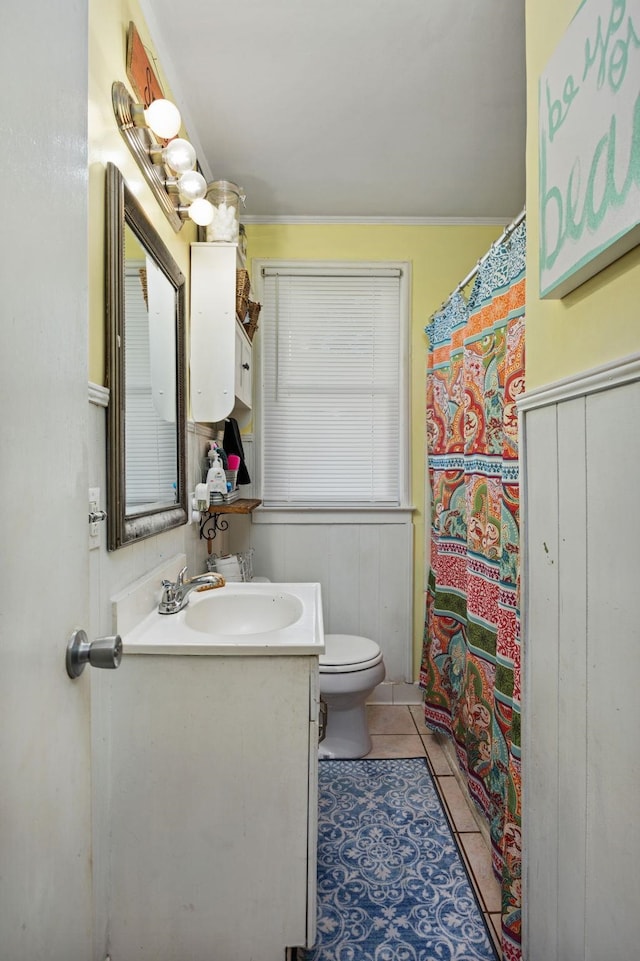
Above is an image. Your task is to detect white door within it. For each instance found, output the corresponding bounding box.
[0,3,94,959]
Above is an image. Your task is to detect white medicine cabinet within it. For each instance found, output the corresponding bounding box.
[190,242,253,423]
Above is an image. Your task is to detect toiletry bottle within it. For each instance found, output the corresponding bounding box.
[206,451,227,504]
[208,441,228,471]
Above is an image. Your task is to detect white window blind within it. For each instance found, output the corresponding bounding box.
[124,263,177,509]
[260,266,406,507]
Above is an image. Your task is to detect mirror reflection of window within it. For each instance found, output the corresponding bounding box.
[146,255,176,423]
[124,226,178,513]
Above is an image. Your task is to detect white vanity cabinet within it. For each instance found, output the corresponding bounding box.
[190,242,253,422]
[107,651,320,961]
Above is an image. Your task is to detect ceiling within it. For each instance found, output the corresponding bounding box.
[139,0,526,222]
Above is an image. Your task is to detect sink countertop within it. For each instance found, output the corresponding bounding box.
[122,581,325,656]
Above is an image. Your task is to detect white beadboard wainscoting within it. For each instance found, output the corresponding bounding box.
[235,510,414,684]
[518,354,640,961]
[227,435,414,684]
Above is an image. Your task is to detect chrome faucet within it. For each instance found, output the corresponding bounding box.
[158,566,226,614]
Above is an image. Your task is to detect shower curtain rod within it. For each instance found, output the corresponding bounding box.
[428,207,526,323]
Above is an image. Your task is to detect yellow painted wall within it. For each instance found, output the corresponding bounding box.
[526,0,640,390]
[247,222,504,676]
[88,0,196,386]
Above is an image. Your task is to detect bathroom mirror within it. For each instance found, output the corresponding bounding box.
[105,162,188,550]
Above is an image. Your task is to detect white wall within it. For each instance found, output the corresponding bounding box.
[520,355,640,960]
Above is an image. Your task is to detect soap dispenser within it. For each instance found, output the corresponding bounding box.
[208,441,228,471]
[206,451,227,504]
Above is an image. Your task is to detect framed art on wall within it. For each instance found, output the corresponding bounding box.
[539,0,640,298]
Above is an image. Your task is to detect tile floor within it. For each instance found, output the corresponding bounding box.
[364,703,503,959]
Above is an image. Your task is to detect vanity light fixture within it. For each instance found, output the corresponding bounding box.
[139,98,182,139]
[112,80,214,232]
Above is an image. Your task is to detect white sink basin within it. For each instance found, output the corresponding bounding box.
[122,582,324,657]
[184,590,303,635]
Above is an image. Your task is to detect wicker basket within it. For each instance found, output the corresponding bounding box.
[236,269,250,321]
[244,300,261,341]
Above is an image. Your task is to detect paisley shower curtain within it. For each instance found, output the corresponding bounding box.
[420,220,526,961]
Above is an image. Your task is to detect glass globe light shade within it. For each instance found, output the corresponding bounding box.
[188,198,215,227]
[162,138,197,174]
[177,170,207,202]
[144,98,181,139]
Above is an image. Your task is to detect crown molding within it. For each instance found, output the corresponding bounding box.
[242,215,512,226]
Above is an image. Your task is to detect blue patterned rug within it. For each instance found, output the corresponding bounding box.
[302,757,498,961]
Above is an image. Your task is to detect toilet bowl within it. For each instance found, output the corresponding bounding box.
[318,634,386,759]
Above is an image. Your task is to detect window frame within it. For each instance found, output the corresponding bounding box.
[251,259,412,516]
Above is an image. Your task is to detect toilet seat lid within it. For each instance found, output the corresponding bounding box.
[319,634,383,673]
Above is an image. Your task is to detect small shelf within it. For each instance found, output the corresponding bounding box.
[206,498,261,515]
[199,498,262,550]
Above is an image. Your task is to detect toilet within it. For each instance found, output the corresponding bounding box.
[318,634,386,759]
[223,567,385,758]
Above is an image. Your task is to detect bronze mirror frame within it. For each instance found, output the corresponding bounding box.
[105,162,188,550]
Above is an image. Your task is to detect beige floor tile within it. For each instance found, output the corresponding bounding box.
[365,734,426,758]
[487,913,503,958]
[421,734,453,775]
[436,775,479,832]
[410,706,447,743]
[366,704,417,734]
[408,703,427,729]
[459,833,502,914]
